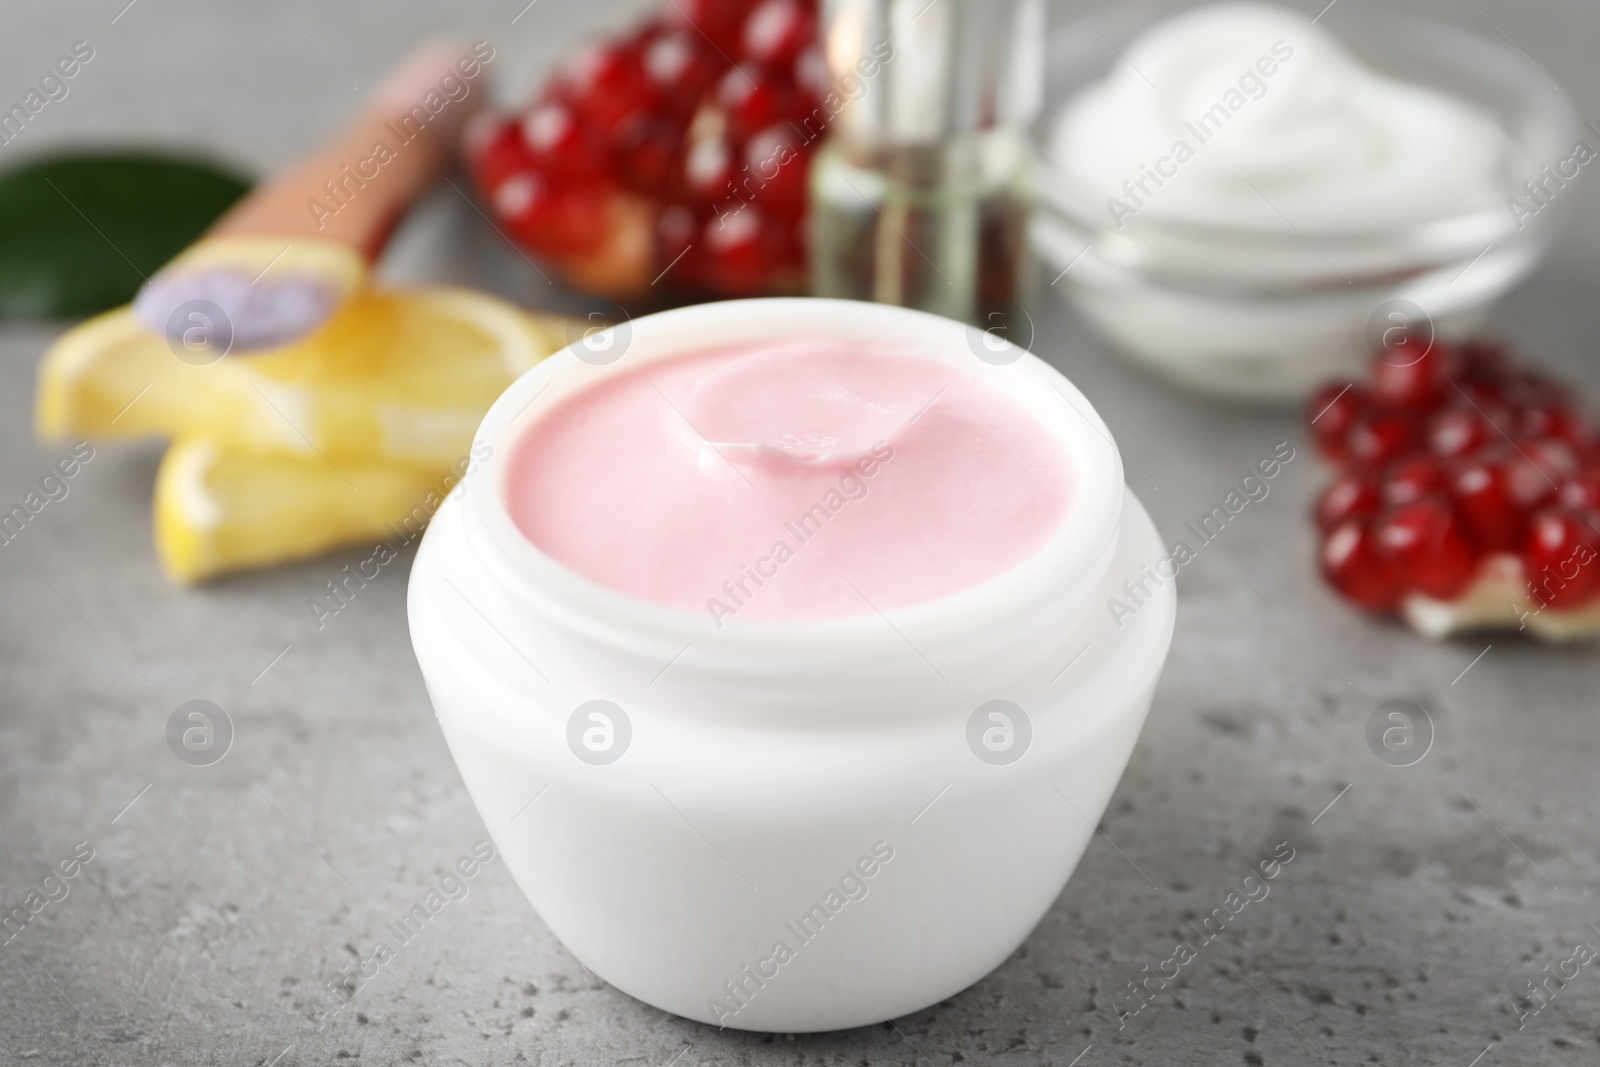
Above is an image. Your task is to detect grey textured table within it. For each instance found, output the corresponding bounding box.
[3,1,1600,1064]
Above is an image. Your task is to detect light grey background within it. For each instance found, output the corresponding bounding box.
[2,1,1599,1064]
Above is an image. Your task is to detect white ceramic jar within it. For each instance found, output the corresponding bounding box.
[408,298,1175,1032]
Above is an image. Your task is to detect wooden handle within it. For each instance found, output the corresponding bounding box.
[211,41,490,261]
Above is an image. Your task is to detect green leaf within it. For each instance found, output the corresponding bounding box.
[0,151,251,319]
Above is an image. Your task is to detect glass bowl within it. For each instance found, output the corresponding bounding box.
[1029,0,1580,404]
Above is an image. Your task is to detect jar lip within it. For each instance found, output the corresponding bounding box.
[463,298,1124,653]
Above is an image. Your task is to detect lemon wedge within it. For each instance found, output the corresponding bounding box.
[154,437,482,584]
[38,286,569,467]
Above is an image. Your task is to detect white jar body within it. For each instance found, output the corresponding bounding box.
[409,485,1174,1032]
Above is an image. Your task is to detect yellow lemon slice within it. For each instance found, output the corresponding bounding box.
[154,437,484,584]
[38,286,569,467]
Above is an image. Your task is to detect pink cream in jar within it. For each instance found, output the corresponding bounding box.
[504,339,1073,621]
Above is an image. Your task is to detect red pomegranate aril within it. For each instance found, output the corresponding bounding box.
[466,115,536,191]
[1321,519,1403,611]
[1374,497,1478,601]
[1307,382,1366,462]
[718,63,796,140]
[521,102,609,180]
[1316,470,1381,531]
[613,113,682,196]
[1515,437,1579,482]
[643,31,720,114]
[742,125,810,214]
[744,0,814,65]
[1450,452,1556,553]
[700,205,785,293]
[1426,406,1493,459]
[556,41,655,132]
[494,172,610,254]
[1372,336,1455,407]
[1559,465,1600,510]
[1519,402,1583,444]
[667,0,754,51]
[1522,507,1600,609]
[1449,459,1516,552]
[1347,406,1415,467]
[1381,456,1444,508]
[1477,402,1522,444]
[492,172,542,224]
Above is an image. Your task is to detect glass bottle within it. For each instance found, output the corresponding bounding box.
[809,0,1043,328]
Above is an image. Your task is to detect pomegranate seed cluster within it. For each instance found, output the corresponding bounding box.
[463,0,824,299]
[1309,339,1600,614]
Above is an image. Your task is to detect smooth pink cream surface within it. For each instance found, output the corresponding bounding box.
[506,340,1072,620]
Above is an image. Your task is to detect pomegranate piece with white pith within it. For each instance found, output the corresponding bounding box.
[1308,339,1600,640]
[463,0,823,300]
